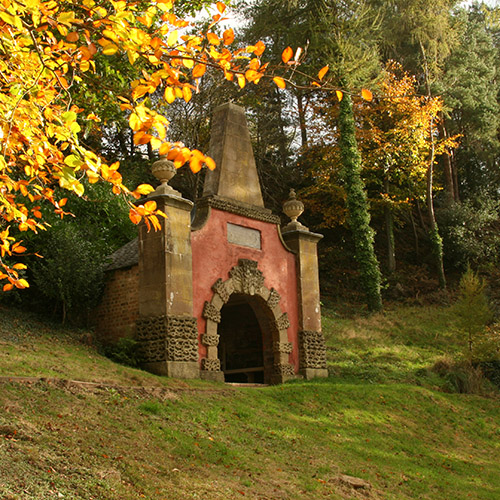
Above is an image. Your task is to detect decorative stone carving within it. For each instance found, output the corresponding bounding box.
[229,259,265,295]
[273,341,293,354]
[135,315,168,363]
[201,358,221,371]
[136,315,167,340]
[203,301,221,323]
[276,312,290,331]
[273,363,295,377]
[151,157,180,196]
[299,330,327,369]
[282,188,307,231]
[202,334,220,346]
[136,315,198,363]
[165,316,199,362]
[212,278,233,304]
[267,288,281,310]
[283,189,304,223]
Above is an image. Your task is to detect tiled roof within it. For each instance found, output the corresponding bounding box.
[106,237,138,271]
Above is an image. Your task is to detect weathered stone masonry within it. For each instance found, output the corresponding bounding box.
[96,103,328,384]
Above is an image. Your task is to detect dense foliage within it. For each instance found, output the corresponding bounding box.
[2,0,499,315]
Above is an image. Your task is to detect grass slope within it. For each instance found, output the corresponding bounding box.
[0,304,499,500]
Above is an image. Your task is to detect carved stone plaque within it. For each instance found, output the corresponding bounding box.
[227,223,261,249]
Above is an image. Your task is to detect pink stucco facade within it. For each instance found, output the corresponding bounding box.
[191,208,299,372]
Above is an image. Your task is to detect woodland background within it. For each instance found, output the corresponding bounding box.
[2,0,500,323]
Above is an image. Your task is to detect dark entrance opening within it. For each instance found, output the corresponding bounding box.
[218,294,266,383]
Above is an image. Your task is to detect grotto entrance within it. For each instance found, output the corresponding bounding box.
[217,294,273,384]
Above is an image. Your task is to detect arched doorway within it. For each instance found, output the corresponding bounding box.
[200,259,296,384]
[218,294,275,383]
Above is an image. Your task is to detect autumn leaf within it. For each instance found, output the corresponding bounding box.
[223,28,234,45]
[318,65,329,80]
[129,209,142,225]
[205,157,216,170]
[135,184,155,196]
[282,46,293,64]
[361,88,373,101]
[207,33,220,46]
[273,77,286,89]
[182,86,192,103]
[193,64,206,78]
[254,41,266,56]
[336,90,343,102]
[102,44,119,56]
[164,87,176,104]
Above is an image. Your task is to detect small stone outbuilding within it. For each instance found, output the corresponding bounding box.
[96,103,328,384]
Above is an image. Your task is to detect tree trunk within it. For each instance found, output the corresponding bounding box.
[296,91,308,148]
[420,40,446,289]
[409,203,419,260]
[339,92,383,311]
[426,117,447,289]
[438,117,456,203]
[451,149,460,202]
[384,175,396,273]
[275,89,289,170]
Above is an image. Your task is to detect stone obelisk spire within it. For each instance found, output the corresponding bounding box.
[203,103,264,207]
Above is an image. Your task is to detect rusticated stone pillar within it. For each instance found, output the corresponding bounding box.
[136,159,199,379]
[282,190,328,380]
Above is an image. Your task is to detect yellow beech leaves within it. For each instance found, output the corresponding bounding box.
[0,0,271,290]
[0,0,375,292]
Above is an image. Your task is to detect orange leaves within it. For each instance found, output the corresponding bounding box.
[318,65,329,80]
[193,64,206,78]
[282,46,293,64]
[207,32,220,46]
[223,28,234,45]
[254,41,266,57]
[273,77,286,89]
[361,88,373,102]
[129,201,167,231]
[1,0,274,291]
[162,144,216,173]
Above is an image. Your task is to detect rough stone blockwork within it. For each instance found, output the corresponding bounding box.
[201,358,221,371]
[299,330,327,369]
[136,315,199,363]
[94,267,139,343]
[273,363,295,376]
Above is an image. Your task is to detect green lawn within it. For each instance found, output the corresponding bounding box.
[0,304,499,499]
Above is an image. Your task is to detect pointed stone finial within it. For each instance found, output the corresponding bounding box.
[282,188,307,231]
[151,156,181,196]
[202,103,264,207]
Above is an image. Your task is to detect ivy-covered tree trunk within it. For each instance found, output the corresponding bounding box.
[427,117,447,289]
[339,93,383,311]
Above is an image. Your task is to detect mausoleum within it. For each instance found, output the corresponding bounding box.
[96,103,328,384]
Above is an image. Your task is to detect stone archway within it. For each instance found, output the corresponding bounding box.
[200,259,295,384]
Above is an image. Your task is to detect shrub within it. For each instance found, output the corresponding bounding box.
[453,266,495,361]
[103,337,140,368]
[31,223,107,325]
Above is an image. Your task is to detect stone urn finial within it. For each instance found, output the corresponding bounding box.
[151,156,180,196]
[282,188,307,232]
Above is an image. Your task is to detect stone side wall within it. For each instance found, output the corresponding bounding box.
[94,266,139,343]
